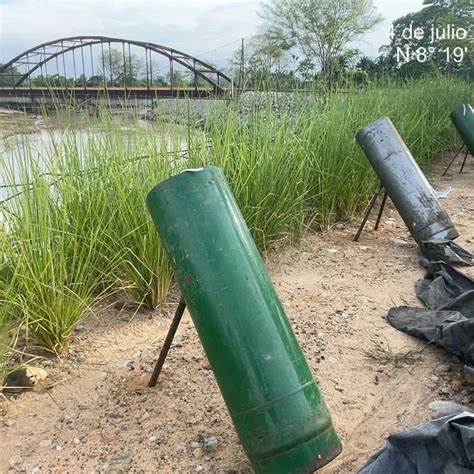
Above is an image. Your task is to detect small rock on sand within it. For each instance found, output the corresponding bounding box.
[429,400,473,417]
[434,364,451,375]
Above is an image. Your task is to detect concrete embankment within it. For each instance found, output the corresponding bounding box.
[142,91,321,124]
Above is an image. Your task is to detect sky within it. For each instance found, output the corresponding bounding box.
[0,0,424,70]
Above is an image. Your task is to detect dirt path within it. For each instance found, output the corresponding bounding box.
[1,156,474,473]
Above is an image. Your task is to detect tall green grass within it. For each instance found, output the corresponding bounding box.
[0,76,470,360]
[0,114,179,354]
[198,77,470,229]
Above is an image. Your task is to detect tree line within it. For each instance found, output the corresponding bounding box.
[232,0,473,90]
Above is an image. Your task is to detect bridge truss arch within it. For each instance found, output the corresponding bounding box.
[0,36,233,96]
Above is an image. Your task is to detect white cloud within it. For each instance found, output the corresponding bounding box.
[0,1,260,62]
[0,0,425,64]
[353,0,422,56]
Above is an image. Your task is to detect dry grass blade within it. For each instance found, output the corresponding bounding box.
[363,335,425,368]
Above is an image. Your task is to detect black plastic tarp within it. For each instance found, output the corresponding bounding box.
[416,263,474,318]
[359,413,474,474]
[369,237,474,472]
[418,239,473,268]
[388,260,474,363]
[387,306,474,363]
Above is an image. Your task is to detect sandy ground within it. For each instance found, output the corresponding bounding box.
[1,155,474,473]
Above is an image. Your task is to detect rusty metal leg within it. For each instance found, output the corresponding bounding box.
[374,191,388,231]
[459,149,470,174]
[353,183,383,242]
[148,298,186,388]
[442,144,465,176]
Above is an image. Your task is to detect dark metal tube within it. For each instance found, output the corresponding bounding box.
[451,104,474,156]
[356,117,459,243]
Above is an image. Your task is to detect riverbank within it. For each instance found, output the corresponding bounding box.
[0,108,43,139]
[1,156,473,473]
[0,77,472,471]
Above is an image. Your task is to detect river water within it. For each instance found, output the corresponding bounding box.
[0,109,185,202]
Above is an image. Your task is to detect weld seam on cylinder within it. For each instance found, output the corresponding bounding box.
[411,220,446,236]
[233,380,315,417]
[254,423,338,462]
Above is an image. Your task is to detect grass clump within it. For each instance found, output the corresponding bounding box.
[363,335,425,368]
[0,115,179,352]
[200,77,469,230]
[0,313,10,388]
[1,163,119,352]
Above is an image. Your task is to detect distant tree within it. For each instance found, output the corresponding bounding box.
[151,75,168,87]
[86,75,105,87]
[355,56,389,79]
[31,75,47,87]
[0,64,22,86]
[232,35,293,89]
[336,48,362,70]
[440,1,474,43]
[334,69,369,86]
[166,70,190,87]
[381,2,473,78]
[133,59,168,87]
[295,58,316,82]
[75,74,88,87]
[329,49,370,85]
[99,49,144,86]
[259,0,383,83]
[423,0,472,6]
[181,60,222,89]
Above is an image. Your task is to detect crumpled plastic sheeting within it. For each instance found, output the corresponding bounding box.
[359,413,474,474]
[416,263,474,318]
[387,306,474,363]
[418,239,473,268]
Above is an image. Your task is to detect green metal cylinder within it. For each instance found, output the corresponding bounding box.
[146,167,341,473]
[450,104,474,155]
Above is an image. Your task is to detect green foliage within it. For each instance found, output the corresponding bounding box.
[0,161,117,352]
[167,70,191,87]
[0,64,22,86]
[0,309,9,386]
[0,77,470,355]
[381,4,473,79]
[99,48,144,86]
[259,0,383,82]
[334,69,369,86]
[356,56,384,79]
[0,115,176,352]
[191,109,309,248]
[232,35,296,90]
[197,77,469,231]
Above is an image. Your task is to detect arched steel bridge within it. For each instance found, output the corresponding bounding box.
[0,36,234,102]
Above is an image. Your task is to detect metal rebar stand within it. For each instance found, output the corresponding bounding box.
[148,297,186,387]
[459,148,471,174]
[374,191,388,231]
[353,183,388,242]
[442,144,468,176]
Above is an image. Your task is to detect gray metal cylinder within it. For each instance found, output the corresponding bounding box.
[356,117,458,243]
